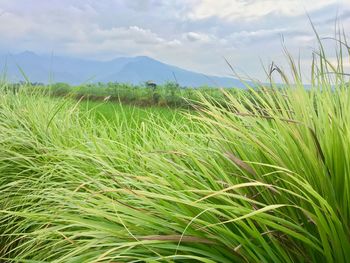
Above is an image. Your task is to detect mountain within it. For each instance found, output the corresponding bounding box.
[0,51,245,88]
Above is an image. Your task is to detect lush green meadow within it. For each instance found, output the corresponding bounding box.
[1,36,350,262]
[81,100,186,126]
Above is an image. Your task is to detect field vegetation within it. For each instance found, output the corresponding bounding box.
[1,31,350,262]
[7,80,245,108]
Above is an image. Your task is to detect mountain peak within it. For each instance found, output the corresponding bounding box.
[133,55,161,62]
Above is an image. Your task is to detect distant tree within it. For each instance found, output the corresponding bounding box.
[51,82,71,96]
[164,81,180,97]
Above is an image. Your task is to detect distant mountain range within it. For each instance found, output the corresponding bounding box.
[0,51,245,88]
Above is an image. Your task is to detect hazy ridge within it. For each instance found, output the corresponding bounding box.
[0,51,245,87]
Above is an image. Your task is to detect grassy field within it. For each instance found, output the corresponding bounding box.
[1,37,350,262]
[81,100,186,126]
[8,81,245,108]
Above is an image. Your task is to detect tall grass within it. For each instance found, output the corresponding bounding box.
[1,31,350,262]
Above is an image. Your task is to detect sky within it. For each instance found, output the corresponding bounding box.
[0,0,349,81]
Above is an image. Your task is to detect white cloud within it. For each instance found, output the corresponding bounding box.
[184,32,213,42]
[0,11,34,38]
[91,26,165,44]
[188,0,342,21]
[228,28,288,43]
[61,24,183,58]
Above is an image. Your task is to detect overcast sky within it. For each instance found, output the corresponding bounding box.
[0,0,349,81]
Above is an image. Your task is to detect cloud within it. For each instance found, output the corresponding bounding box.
[91,26,165,44]
[59,24,183,58]
[184,32,213,42]
[229,28,287,42]
[187,0,342,21]
[123,0,166,12]
[0,11,34,38]
[0,0,349,80]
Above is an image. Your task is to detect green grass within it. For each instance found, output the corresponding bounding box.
[81,100,186,126]
[1,30,350,262]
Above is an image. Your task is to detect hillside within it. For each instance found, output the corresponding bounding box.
[0,51,245,88]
